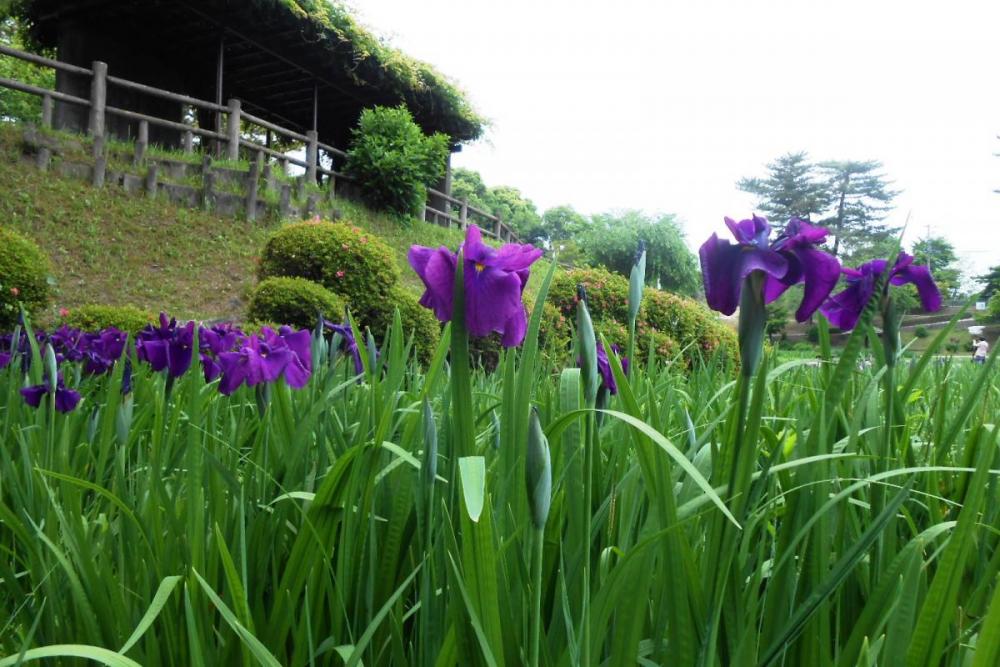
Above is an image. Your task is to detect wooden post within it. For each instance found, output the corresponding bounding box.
[246,151,262,221]
[88,61,107,138]
[278,183,291,219]
[215,34,225,157]
[41,93,53,129]
[183,129,194,154]
[263,162,274,192]
[134,119,148,165]
[420,203,427,223]
[203,169,215,211]
[460,198,468,230]
[305,130,318,183]
[495,218,502,240]
[92,135,106,187]
[226,98,241,161]
[279,157,289,175]
[145,163,158,199]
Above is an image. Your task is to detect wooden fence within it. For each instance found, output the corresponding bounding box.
[0,44,519,242]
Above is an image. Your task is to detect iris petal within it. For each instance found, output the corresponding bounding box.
[890,263,942,313]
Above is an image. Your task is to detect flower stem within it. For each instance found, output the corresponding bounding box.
[529,525,544,667]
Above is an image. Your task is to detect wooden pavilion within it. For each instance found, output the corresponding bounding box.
[13,0,482,175]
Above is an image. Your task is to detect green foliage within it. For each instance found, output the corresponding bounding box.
[0,17,54,124]
[914,324,930,339]
[0,225,51,328]
[817,160,900,261]
[345,105,450,218]
[975,264,1000,302]
[580,210,701,296]
[366,287,441,364]
[912,236,961,299]
[548,266,735,366]
[738,151,832,222]
[246,276,346,329]
[540,205,588,243]
[0,288,995,665]
[63,304,156,333]
[258,218,400,309]
[450,168,544,241]
[738,153,900,262]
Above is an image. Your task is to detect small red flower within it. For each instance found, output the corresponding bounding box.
[10,287,19,297]
[59,308,70,318]
[342,243,350,250]
[360,237,368,244]
[336,270,345,279]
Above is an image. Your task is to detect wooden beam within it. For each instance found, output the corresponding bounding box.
[175,0,367,105]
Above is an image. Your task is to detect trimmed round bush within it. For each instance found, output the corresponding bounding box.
[258,220,399,309]
[0,227,51,330]
[366,287,441,364]
[247,277,346,329]
[549,267,630,323]
[547,265,735,367]
[64,304,156,334]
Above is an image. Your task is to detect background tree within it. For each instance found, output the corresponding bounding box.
[817,160,900,260]
[580,210,700,296]
[737,152,831,222]
[974,265,1000,301]
[911,235,961,300]
[489,185,544,242]
[540,204,588,242]
[450,169,544,242]
[0,15,54,124]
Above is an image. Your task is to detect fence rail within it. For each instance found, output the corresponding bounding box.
[0,44,519,242]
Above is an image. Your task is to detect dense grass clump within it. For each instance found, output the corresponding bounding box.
[1,283,997,666]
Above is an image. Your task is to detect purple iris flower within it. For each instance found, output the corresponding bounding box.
[21,374,82,413]
[215,326,312,395]
[324,319,364,375]
[578,343,627,395]
[199,324,245,383]
[699,216,840,322]
[49,325,86,363]
[408,225,544,347]
[820,253,942,331]
[136,314,195,378]
[81,328,128,375]
[0,352,10,369]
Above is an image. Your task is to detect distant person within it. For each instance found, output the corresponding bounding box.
[973,336,989,365]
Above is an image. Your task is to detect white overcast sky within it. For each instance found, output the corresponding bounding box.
[349,0,1000,280]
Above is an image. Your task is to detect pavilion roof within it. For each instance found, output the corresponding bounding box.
[15,0,485,146]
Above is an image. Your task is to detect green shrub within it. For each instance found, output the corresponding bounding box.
[247,277,346,329]
[0,226,51,330]
[913,325,930,339]
[549,267,630,323]
[548,266,735,367]
[344,105,450,217]
[258,220,399,309]
[366,287,441,364]
[64,304,156,333]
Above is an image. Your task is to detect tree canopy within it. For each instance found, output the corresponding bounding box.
[580,210,700,296]
[739,152,900,262]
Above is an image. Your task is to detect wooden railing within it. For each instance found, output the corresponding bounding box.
[0,44,519,242]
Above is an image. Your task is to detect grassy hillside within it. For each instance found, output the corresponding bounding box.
[0,124,492,324]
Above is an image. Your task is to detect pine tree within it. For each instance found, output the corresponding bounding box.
[817,160,900,260]
[737,152,831,223]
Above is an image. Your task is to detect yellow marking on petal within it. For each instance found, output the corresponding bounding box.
[475,262,486,273]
